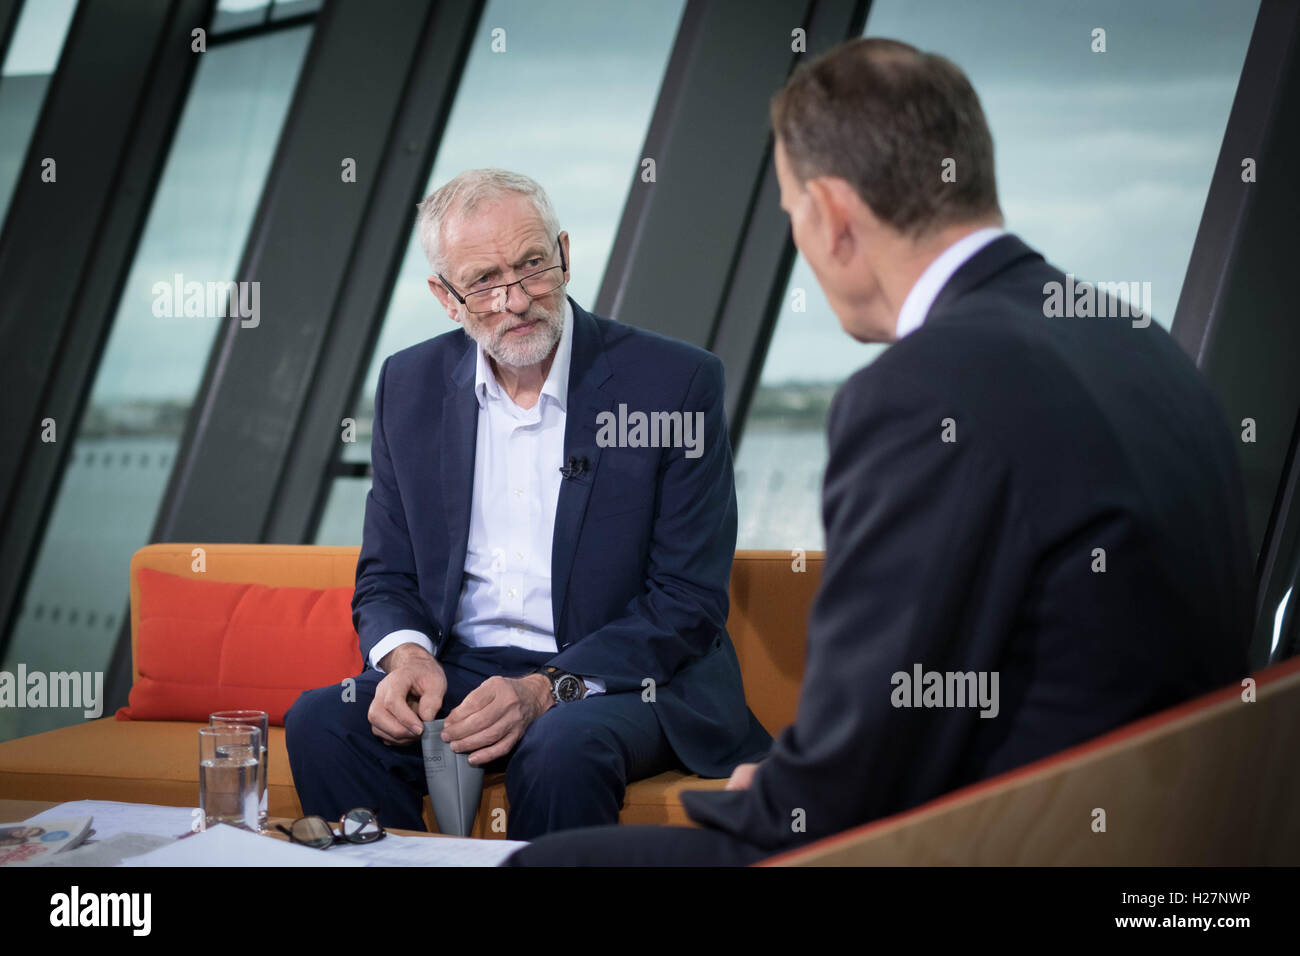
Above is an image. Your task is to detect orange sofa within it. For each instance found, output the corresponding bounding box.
[0,544,820,838]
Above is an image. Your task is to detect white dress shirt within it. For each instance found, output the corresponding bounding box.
[894,227,1005,339]
[369,300,604,697]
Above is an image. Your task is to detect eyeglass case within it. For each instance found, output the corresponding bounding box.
[421,719,484,837]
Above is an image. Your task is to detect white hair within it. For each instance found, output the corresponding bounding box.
[416,168,562,276]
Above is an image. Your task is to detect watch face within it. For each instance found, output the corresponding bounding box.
[554,674,583,703]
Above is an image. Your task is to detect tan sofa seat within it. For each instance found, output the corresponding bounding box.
[0,719,299,819]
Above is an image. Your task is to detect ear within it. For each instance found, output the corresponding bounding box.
[558,230,571,281]
[428,275,463,323]
[805,176,859,265]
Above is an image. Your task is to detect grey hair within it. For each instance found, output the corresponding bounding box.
[416,168,561,276]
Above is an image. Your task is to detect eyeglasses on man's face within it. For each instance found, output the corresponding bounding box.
[437,234,568,315]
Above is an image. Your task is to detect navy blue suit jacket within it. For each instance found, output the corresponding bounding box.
[682,234,1252,850]
[351,298,771,777]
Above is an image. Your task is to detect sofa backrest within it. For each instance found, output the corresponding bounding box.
[723,551,821,735]
[129,544,821,734]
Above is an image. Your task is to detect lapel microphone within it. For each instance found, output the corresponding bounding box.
[559,455,589,480]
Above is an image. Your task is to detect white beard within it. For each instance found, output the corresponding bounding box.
[466,297,565,369]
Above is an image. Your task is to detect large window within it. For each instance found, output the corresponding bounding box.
[735,0,1260,550]
[210,0,322,35]
[314,0,686,545]
[0,23,314,742]
[0,0,78,228]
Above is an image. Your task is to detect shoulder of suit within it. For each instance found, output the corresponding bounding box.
[381,326,472,381]
[832,280,1062,430]
[583,306,722,376]
[838,317,1007,394]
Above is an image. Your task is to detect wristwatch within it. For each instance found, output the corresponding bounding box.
[534,666,587,704]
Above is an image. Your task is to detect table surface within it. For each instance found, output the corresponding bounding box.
[0,798,443,840]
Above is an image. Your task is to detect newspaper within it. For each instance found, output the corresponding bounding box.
[0,817,93,866]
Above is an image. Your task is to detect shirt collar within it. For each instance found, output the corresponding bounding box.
[474,298,574,411]
[894,226,1006,339]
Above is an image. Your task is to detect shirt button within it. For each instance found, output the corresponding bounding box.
[514,551,524,560]
[514,488,523,497]
[508,588,518,598]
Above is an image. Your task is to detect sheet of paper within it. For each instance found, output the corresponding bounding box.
[121,823,364,867]
[35,833,176,868]
[28,800,197,840]
[328,832,528,867]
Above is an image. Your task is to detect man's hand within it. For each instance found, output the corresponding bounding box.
[725,761,761,791]
[442,673,552,766]
[369,644,447,745]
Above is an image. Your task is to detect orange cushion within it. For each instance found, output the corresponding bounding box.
[116,568,363,725]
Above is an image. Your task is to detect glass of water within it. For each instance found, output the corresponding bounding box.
[198,724,261,832]
[210,710,270,830]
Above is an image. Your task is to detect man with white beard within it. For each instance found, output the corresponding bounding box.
[286,169,770,840]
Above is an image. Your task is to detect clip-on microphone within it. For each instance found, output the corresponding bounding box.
[559,455,589,480]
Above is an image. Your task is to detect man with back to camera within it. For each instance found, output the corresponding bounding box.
[507,37,1253,865]
[284,168,771,840]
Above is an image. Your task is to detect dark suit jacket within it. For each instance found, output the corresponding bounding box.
[682,234,1253,850]
[351,298,771,777]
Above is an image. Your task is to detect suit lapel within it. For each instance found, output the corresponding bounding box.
[439,339,478,643]
[550,302,613,645]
